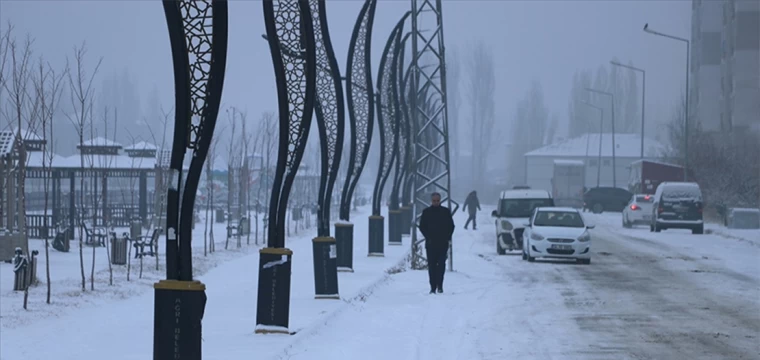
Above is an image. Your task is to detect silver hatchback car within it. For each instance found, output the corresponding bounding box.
[622,194,654,228]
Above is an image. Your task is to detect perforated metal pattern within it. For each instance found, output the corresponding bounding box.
[339,0,377,221]
[178,0,215,149]
[0,131,15,156]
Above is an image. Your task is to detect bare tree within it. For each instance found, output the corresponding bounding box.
[445,46,461,174]
[224,107,241,250]
[64,42,103,291]
[465,41,496,191]
[32,56,66,304]
[0,22,14,102]
[239,110,252,246]
[145,106,171,274]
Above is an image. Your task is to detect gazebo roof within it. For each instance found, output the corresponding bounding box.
[79,137,122,148]
[124,141,158,151]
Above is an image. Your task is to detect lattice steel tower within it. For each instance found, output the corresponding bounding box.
[409,0,457,270]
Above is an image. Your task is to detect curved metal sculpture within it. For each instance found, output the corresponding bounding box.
[371,13,409,217]
[339,0,377,222]
[156,0,228,357]
[256,0,316,334]
[263,0,316,249]
[309,0,345,237]
[163,0,228,281]
[389,29,407,214]
[395,33,412,209]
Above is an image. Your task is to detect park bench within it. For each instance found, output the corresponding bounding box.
[133,228,161,258]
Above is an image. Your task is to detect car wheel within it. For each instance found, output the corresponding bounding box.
[522,251,527,260]
[527,255,535,262]
[692,225,704,235]
[654,223,662,232]
[592,203,604,214]
[496,235,506,255]
[623,215,631,228]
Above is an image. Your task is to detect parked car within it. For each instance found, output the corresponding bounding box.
[522,207,594,264]
[650,182,704,234]
[622,194,654,228]
[583,187,632,213]
[491,189,554,255]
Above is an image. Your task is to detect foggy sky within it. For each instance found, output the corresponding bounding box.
[1,0,690,141]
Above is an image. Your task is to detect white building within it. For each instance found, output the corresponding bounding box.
[523,133,666,192]
[692,0,759,132]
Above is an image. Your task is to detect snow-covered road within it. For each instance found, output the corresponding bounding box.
[278,209,760,360]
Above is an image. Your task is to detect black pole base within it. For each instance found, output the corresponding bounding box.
[255,247,293,335]
[368,215,385,257]
[388,209,402,246]
[334,223,354,272]
[400,205,412,235]
[153,280,207,360]
[312,237,340,299]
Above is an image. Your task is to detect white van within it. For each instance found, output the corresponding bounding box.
[491,189,554,255]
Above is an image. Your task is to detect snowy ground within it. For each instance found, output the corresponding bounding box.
[2,206,758,360]
[276,209,760,360]
[1,205,410,360]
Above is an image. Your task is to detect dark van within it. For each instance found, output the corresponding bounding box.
[650,182,704,234]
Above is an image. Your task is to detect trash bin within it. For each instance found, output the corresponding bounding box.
[240,217,250,235]
[12,248,38,291]
[111,233,128,265]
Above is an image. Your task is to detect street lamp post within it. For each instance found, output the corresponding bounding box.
[610,60,646,159]
[585,88,616,187]
[580,101,604,187]
[643,23,690,181]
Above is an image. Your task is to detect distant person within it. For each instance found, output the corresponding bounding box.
[419,192,455,294]
[462,190,481,230]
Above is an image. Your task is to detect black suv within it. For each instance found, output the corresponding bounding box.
[650,182,704,234]
[583,187,632,213]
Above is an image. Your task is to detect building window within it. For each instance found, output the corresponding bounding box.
[603,159,611,167]
[736,11,760,50]
[589,159,598,167]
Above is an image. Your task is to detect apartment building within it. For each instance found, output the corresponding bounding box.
[692,0,759,132]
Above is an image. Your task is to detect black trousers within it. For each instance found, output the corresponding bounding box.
[464,213,477,229]
[426,246,448,291]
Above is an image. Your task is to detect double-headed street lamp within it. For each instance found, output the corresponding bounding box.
[643,23,690,181]
[579,101,604,187]
[585,88,616,187]
[610,60,646,159]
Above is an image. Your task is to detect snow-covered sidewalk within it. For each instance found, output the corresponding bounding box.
[0,205,409,360]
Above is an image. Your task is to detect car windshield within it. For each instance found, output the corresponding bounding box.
[662,185,702,200]
[635,195,653,203]
[533,211,585,228]
[499,198,553,218]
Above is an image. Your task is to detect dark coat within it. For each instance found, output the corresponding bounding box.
[419,205,455,251]
[462,191,481,215]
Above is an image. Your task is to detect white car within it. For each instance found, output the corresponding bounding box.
[522,207,594,264]
[491,189,554,255]
[622,194,654,228]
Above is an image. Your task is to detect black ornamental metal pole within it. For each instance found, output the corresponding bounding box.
[335,0,377,273]
[399,35,416,236]
[255,0,317,335]
[309,0,344,300]
[369,12,409,257]
[155,1,228,359]
[388,25,407,247]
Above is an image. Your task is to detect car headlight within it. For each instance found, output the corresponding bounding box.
[500,221,512,231]
[530,232,544,241]
[578,232,591,242]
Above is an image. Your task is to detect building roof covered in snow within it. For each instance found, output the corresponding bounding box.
[525,133,666,158]
[123,141,157,151]
[79,137,122,148]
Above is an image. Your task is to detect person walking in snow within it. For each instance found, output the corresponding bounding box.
[418,192,455,294]
[462,190,481,230]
